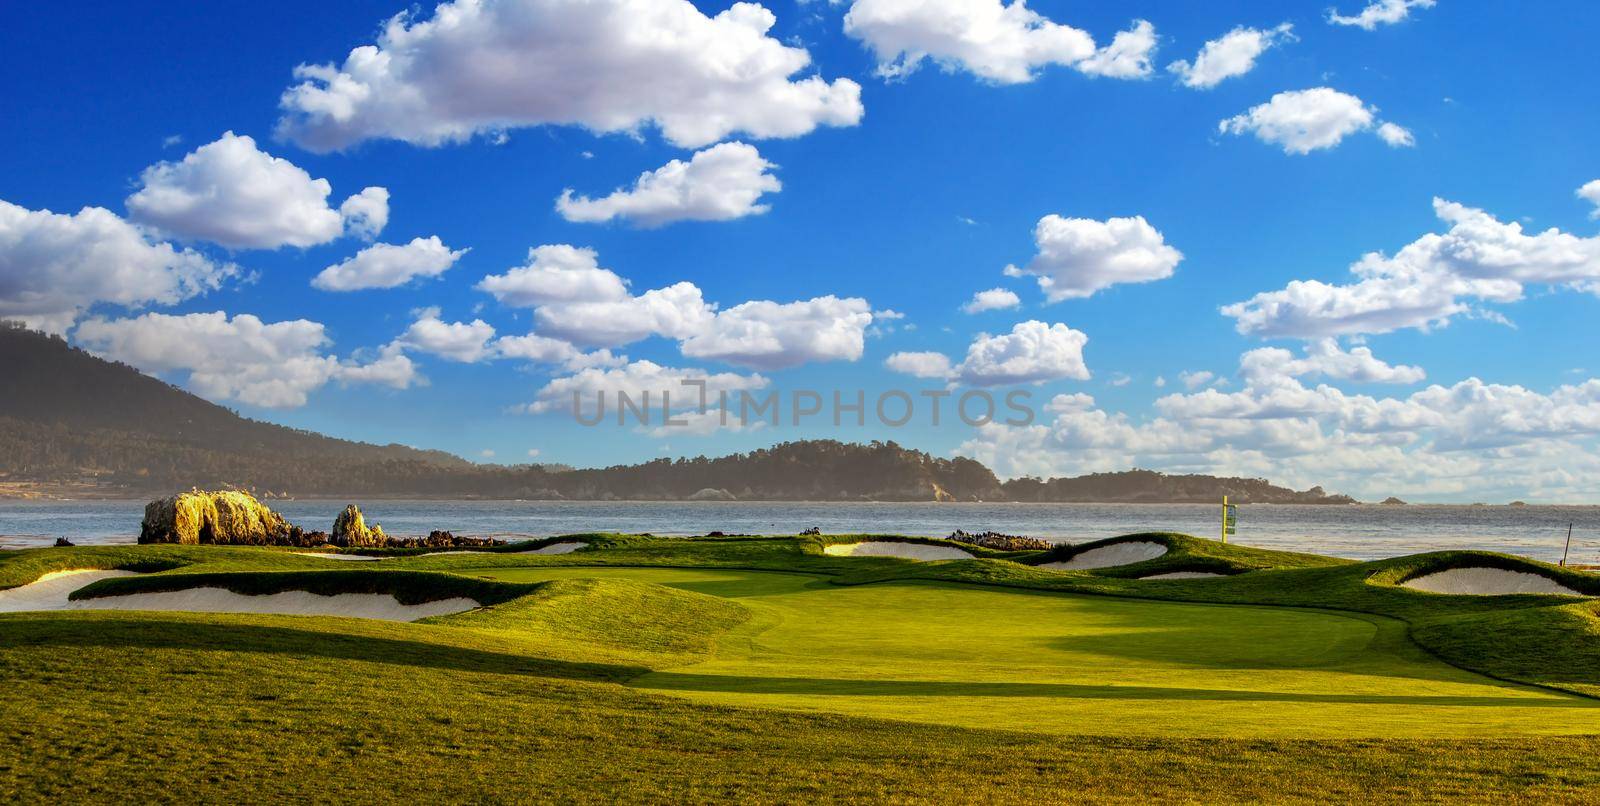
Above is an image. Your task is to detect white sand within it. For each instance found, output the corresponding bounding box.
[66,588,479,621]
[0,569,139,612]
[823,542,974,561]
[415,550,492,558]
[1401,567,1589,597]
[1139,571,1226,580]
[1038,541,1168,571]
[0,568,479,621]
[292,552,383,561]
[519,541,588,555]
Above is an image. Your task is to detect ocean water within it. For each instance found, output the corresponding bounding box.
[3,500,1599,563]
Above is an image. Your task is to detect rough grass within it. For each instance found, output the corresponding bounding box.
[4,535,1600,801]
[3,611,1599,804]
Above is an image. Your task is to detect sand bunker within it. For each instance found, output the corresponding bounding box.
[519,541,588,555]
[1401,567,1589,597]
[1039,541,1168,571]
[68,589,478,621]
[823,542,974,561]
[0,569,139,612]
[1139,571,1226,580]
[293,552,383,561]
[0,568,478,621]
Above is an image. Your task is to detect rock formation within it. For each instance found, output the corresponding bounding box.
[331,504,386,548]
[947,530,1052,552]
[139,489,299,545]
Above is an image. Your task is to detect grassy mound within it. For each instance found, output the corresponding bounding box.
[1025,532,1350,576]
[1366,551,1600,597]
[442,577,751,666]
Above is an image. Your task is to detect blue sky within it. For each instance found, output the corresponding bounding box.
[3,0,1599,501]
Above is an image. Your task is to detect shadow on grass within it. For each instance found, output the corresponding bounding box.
[633,672,1594,708]
[0,613,643,682]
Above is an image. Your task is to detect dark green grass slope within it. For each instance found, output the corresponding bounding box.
[3,611,1599,803]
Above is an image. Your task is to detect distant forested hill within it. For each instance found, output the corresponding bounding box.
[0,322,468,494]
[0,323,1353,503]
[999,469,1356,505]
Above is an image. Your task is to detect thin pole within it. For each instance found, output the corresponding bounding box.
[1561,523,1573,567]
[1221,495,1228,544]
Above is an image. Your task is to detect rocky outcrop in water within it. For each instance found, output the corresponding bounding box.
[382,530,506,549]
[947,530,1052,551]
[331,504,386,548]
[140,489,302,545]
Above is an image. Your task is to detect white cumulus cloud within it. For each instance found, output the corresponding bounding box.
[73,311,411,408]
[395,308,497,363]
[1168,23,1294,89]
[1239,339,1425,385]
[956,320,1090,386]
[339,187,391,241]
[1219,88,1408,154]
[557,142,780,227]
[476,245,633,308]
[956,342,1600,501]
[1328,0,1436,30]
[478,244,875,367]
[1578,179,1600,218]
[843,0,1153,83]
[962,288,1022,313]
[522,360,768,416]
[534,282,713,348]
[1223,196,1600,338]
[0,199,233,333]
[1376,121,1416,147]
[312,236,468,291]
[680,296,875,370]
[126,132,386,249]
[884,350,954,379]
[1075,20,1159,79]
[276,0,862,151]
[1005,214,1182,301]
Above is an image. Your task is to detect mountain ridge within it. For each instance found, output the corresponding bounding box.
[0,323,1355,504]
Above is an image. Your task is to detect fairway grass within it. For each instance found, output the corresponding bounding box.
[4,535,1600,801]
[5,611,1598,803]
[470,566,1600,739]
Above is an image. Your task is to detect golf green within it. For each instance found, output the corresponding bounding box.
[468,566,1600,738]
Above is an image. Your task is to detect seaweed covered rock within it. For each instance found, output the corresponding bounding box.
[947,530,1053,552]
[140,490,297,545]
[383,531,506,549]
[331,504,386,548]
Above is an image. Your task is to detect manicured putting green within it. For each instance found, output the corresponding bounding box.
[468,566,1600,739]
